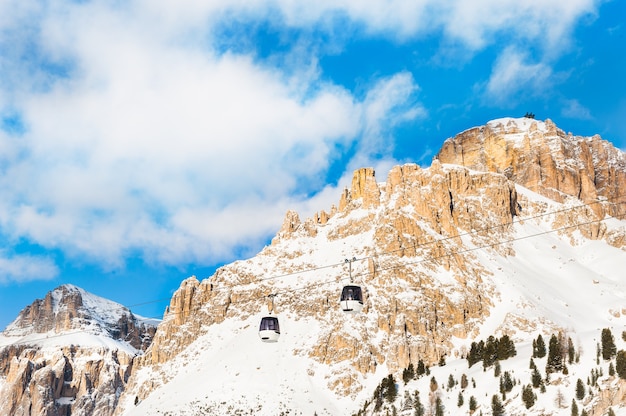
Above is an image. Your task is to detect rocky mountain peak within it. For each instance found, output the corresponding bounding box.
[3,284,157,351]
[436,117,626,219]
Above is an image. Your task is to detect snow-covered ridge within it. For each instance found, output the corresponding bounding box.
[0,284,159,349]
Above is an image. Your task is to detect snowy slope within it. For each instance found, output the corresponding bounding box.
[116,182,626,416]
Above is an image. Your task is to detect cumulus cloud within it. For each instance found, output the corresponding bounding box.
[0,0,603,277]
[484,47,554,105]
[0,252,59,283]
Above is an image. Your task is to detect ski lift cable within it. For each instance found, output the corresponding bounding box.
[5,200,625,346]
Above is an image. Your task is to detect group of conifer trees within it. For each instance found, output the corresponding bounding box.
[355,328,626,415]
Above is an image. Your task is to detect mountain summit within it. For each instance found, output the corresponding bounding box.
[0,284,157,416]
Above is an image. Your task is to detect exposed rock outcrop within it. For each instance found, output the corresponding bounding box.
[0,285,157,416]
[436,118,626,220]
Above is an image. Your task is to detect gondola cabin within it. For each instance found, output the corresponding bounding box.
[340,285,364,313]
[258,316,280,342]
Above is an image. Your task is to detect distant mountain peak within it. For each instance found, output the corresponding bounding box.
[2,284,157,350]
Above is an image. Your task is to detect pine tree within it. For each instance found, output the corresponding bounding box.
[616,350,626,379]
[491,394,505,416]
[576,378,585,400]
[500,371,513,394]
[607,408,616,416]
[497,334,516,359]
[413,391,424,416]
[571,398,578,416]
[468,396,477,412]
[384,374,398,403]
[567,337,576,365]
[534,334,547,358]
[522,384,536,409]
[457,392,464,407]
[581,409,589,416]
[494,360,501,377]
[483,336,497,368]
[546,334,563,374]
[609,362,615,376]
[416,359,426,377]
[602,328,617,360]
[447,374,455,389]
[435,396,444,416]
[531,367,543,388]
[401,391,413,412]
[403,363,415,384]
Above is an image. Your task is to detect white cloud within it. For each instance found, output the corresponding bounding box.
[561,99,592,120]
[0,0,602,275]
[0,252,59,283]
[484,47,554,105]
[0,0,428,271]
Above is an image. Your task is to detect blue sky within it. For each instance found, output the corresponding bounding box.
[0,0,624,330]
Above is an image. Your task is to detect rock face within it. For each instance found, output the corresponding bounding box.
[436,118,626,220]
[0,285,157,416]
[116,118,625,413]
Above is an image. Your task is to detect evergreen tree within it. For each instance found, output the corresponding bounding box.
[468,396,477,412]
[546,334,563,374]
[447,374,455,389]
[483,336,497,368]
[435,396,444,416]
[491,394,505,416]
[494,360,501,377]
[571,398,578,416]
[607,408,616,416]
[602,328,617,360]
[416,359,426,377]
[401,391,414,412]
[384,374,398,403]
[457,392,464,407]
[403,363,415,384]
[531,367,543,388]
[555,389,566,408]
[467,341,484,367]
[576,378,585,400]
[534,334,547,358]
[497,334,516,359]
[500,371,514,394]
[616,350,626,379]
[374,385,383,411]
[581,409,589,416]
[609,362,615,377]
[413,391,424,416]
[522,384,535,409]
[567,337,576,365]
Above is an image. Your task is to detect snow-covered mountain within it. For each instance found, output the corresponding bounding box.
[1,117,625,416]
[114,118,626,415]
[0,284,158,416]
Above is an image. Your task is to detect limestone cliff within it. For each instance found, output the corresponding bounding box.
[118,118,625,413]
[0,285,157,416]
[436,117,626,220]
